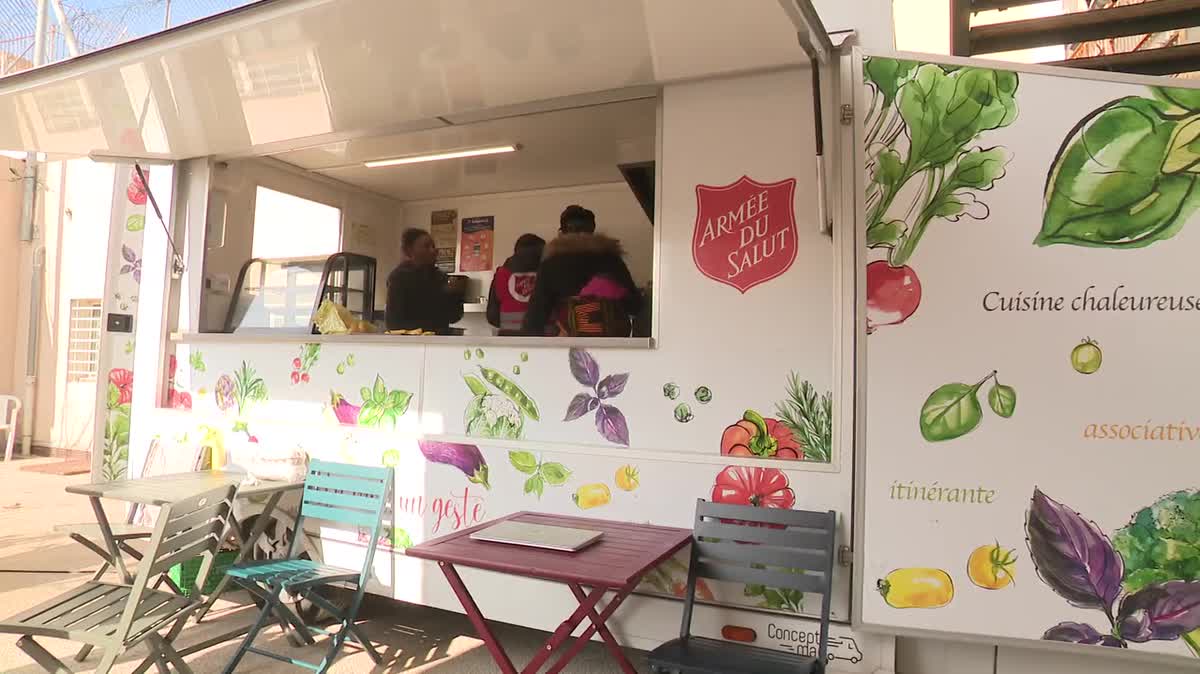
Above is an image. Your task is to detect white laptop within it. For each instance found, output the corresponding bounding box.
[469,520,603,552]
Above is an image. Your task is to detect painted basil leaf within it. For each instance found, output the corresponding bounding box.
[864,57,917,109]
[1040,97,1200,248]
[564,393,593,421]
[1116,580,1200,642]
[987,383,1016,418]
[508,450,538,475]
[919,382,983,442]
[541,462,571,486]
[596,373,629,399]
[1043,622,1125,648]
[899,65,1019,169]
[1026,489,1124,611]
[595,404,630,446]
[568,348,600,388]
[524,474,545,498]
[1154,85,1200,113]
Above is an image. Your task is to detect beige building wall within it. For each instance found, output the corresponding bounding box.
[0,157,24,400]
[894,0,1067,62]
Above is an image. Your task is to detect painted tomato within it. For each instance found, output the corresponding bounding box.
[109,368,134,405]
[672,579,715,601]
[127,170,148,205]
[721,410,802,460]
[711,466,795,510]
[167,389,192,411]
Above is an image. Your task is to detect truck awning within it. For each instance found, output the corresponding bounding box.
[0,0,837,161]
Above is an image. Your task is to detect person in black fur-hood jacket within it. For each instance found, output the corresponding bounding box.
[521,205,643,336]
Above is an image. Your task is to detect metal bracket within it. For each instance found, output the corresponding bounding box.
[840,104,854,125]
[838,544,853,567]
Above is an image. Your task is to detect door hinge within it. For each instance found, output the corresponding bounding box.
[840,104,854,125]
[838,544,853,567]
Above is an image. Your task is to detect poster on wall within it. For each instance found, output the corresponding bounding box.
[859,53,1200,664]
[431,209,457,273]
[459,216,495,272]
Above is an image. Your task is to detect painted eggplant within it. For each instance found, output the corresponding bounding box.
[329,391,361,425]
[418,440,490,489]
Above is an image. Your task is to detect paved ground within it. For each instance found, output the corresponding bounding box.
[0,457,646,673]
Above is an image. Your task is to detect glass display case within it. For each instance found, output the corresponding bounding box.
[224,253,377,333]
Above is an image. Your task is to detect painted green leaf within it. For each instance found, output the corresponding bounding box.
[945,147,1009,191]
[125,214,145,232]
[358,404,383,428]
[864,57,918,108]
[1164,115,1200,174]
[189,351,206,372]
[1040,97,1200,248]
[463,375,489,396]
[508,451,539,475]
[390,527,413,550]
[106,382,120,409]
[899,64,1019,170]
[372,376,387,403]
[1154,86,1200,113]
[873,149,903,188]
[524,474,545,498]
[866,220,906,248]
[919,382,983,442]
[386,390,412,416]
[360,387,373,404]
[988,383,1016,418]
[541,462,571,486]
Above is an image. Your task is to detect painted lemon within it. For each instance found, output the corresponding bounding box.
[1071,338,1102,374]
[573,483,612,510]
[967,543,1017,590]
[615,465,640,492]
[877,568,954,609]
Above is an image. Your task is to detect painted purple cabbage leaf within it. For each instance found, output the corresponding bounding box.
[568,348,600,388]
[417,440,490,489]
[595,404,629,446]
[1043,622,1125,648]
[1115,580,1200,643]
[1027,488,1124,611]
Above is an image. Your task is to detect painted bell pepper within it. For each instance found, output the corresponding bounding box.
[720,410,803,460]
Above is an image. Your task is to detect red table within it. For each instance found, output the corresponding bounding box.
[407,511,691,674]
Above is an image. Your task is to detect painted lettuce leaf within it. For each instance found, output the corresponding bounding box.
[1113,490,1200,593]
[1115,580,1200,643]
[1040,96,1200,249]
[864,57,917,109]
[1154,85,1200,113]
[1027,489,1124,611]
[1043,622,1125,647]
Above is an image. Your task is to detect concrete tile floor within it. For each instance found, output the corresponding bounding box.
[0,457,646,673]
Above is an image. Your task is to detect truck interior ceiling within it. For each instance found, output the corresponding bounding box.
[203,94,660,338]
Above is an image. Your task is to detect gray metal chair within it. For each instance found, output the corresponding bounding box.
[0,482,237,674]
[647,499,838,674]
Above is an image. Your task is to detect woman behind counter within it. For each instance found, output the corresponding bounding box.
[386,228,464,334]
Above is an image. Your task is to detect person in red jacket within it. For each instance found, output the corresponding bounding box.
[487,234,546,334]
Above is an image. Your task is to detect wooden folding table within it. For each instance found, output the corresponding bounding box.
[407,511,691,674]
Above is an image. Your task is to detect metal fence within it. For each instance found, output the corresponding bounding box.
[0,0,259,76]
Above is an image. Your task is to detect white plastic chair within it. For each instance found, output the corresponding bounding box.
[0,395,21,462]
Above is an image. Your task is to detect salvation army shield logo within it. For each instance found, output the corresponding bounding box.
[692,176,798,293]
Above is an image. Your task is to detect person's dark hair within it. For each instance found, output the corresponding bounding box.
[559,205,596,234]
[401,228,432,254]
[509,234,545,273]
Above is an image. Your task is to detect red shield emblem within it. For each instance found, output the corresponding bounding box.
[692,176,798,293]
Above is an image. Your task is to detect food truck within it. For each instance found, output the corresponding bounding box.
[4,0,1200,672]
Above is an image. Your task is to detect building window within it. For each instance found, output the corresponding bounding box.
[251,186,342,259]
[67,299,102,382]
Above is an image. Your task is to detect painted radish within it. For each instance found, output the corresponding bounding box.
[866,260,921,333]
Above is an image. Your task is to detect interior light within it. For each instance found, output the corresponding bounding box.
[364,144,518,168]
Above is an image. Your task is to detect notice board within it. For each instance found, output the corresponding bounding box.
[857,51,1200,664]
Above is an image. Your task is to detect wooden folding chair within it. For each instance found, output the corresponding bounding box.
[0,482,237,674]
[220,460,392,674]
[647,499,838,674]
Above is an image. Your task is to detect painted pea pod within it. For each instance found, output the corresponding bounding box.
[478,366,540,421]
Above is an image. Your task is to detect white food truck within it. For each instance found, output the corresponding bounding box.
[4,1,1200,673]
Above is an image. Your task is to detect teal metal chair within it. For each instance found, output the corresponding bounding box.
[221,460,393,674]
